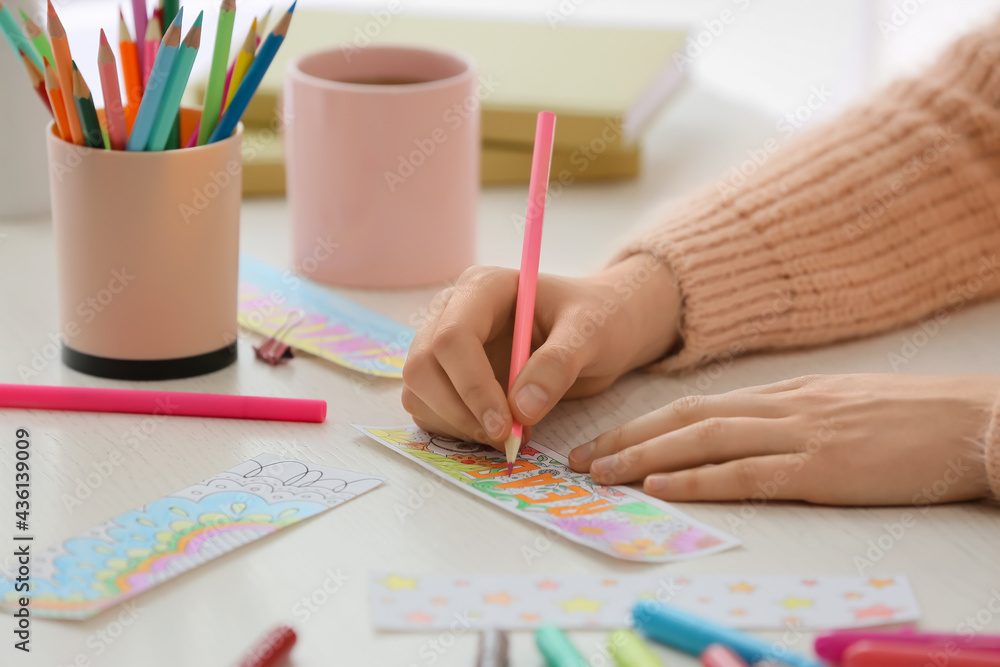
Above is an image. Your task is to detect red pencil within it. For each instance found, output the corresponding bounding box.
[141,17,160,88]
[235,626,297,667]
[0,384,327,423]
[18,50,52,116]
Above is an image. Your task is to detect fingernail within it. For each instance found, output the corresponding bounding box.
[514,384,549,421]
[591,456,616,484]
[569,441,596,467]
[646,474,669,493]
[482,409,506,441]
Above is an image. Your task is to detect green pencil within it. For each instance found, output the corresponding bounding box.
[18,8,53,70]
[147,12,202,151]
[72,64,103,149]
[162,0,179,34]
[196,0,235,145]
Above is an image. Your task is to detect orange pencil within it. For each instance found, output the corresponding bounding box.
[43,58,69,139]
[118,8,142,134]
[97,29,126,150]
[19,49,52,116]
[46,0,83,144]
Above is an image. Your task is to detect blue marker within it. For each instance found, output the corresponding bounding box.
[632,601,825,667]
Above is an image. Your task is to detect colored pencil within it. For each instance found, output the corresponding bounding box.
[47,0,83,145]
[256,7,271,43]
[152,0,163,34]
[126,7,182,151]
[141,17,160,88]
[0,384,327,423]
[0,0,40,70]
[97,29,127,150]
[162,0,178,33]
[235,626,298,667]
[118,9,142,135]
[504,110,556,473]
[72,64,103,148]
[131,0,147,72]
[147,11,201,151]
[43,58,69,139]
[19,8,53,70]
[19,49,51,115]
[209,2,294,144]
[197,0,236,145]
[224,19,256,110]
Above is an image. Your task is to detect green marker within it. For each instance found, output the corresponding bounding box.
[609,629,662,667]
[536,626,589,667]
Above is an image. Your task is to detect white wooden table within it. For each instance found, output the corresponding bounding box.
[2,79,1000,667]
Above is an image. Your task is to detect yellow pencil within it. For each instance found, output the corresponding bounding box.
[224,19,255,111]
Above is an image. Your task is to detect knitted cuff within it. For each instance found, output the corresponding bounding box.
[614,19,1000,373]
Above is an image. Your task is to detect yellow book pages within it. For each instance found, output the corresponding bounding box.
[238,127,641,196]
[207,10,686,149]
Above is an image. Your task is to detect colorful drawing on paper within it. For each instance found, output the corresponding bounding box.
[354,425,739,562]
[0,454,384,620]
[369,573,922,631]
[238,254,414,378]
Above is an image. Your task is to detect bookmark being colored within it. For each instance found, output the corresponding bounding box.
[209,2,294,144]
[504,110,556,474]
[126,7,182,151]
[47,0,83,145]
[146,11,201,151]
[196,0,235,145]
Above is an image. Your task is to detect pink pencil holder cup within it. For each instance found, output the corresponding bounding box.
[48,108,243,380]
[284,45,479,288]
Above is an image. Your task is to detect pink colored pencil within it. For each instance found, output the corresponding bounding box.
[701,644,750,667]
[97,30,127,150]
[503,110,556,474]
[131,0,147,71]
[141,17,160,87]
[0,384,327,423]
[184,118,200,147]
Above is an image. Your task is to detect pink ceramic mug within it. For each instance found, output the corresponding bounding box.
[284,46,479,288]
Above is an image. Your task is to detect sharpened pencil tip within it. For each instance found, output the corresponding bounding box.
[506,462,514,476]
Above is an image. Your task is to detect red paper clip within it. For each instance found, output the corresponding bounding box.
[254,310,304,365]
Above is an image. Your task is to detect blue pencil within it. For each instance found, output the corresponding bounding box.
[208,2,295,144]
[126,8,183,151]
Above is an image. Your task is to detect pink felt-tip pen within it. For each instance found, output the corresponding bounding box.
[0,384,326,423]
[701,644,750,667]
[843,640,1000,667]
[815,629,1000,663]
[504,110,556,475]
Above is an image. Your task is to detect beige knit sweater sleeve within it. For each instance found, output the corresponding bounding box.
[615,21,1000,497]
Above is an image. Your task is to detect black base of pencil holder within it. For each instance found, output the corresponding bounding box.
[62,344,238,381]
